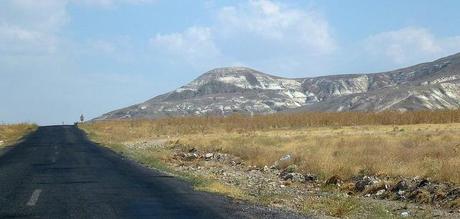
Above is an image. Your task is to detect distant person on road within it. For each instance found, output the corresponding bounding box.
[80,114,84,123]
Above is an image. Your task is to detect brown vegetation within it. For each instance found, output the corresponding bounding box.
[93,110,460,136]
[81,110,460,184]
[0,124,37,147]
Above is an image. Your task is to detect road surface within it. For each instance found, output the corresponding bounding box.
[0,126,304,218]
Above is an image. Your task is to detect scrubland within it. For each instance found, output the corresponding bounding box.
[80,110,460,218]
[0,124,37,148]
[81,110,460,184]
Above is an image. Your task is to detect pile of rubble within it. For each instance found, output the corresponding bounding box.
[347,175,460,209]
[172,148,460,211]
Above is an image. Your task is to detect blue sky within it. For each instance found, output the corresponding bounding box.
[1,0,460,125]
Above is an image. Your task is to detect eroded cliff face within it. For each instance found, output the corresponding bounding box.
[96,53,460,120]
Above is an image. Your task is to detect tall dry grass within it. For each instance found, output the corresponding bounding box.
[0,123,37,147]
[80,110,460,184]
[173,124,460,183]
[88,110,460,135]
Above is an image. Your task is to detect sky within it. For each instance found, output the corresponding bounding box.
[2,0,460,125]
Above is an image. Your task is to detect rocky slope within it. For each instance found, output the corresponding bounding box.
[96,53,460,120]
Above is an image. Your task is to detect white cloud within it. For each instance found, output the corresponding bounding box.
[0,0,156,56]
[150,26,223,68]
[217,0,336,54]
[0,23,59,55]
[4,0,69,31]
[365,27,460,65]
[0,0,68,56]
[72,0,156,8]
[148,0,336,74]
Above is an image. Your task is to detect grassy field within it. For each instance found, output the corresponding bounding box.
[0,124,37,148]
[164,123,460,184]
[80,111,460,217]
[81,110,460,184]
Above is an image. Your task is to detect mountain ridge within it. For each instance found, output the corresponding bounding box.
[95,52,460,120]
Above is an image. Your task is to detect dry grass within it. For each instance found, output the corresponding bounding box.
[185,124,460,183]
[303,194,394,218]
[0,124,37,148]
[86,110,460,138]
[80,110,460,184]
[195,181,247,200]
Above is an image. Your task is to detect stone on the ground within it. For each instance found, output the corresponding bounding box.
[417,179,430,188]
[183,153,198,161]
[304,173,317,182]
[263,165,270,172]
[280,154,291,161]
[279,172,304,183]
[376,189,386,196]
[355,178,371,192]
[205,153,214,160]
[391,180,408,192]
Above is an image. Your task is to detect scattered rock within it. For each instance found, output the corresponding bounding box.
[183,153,198,161]
[230,159,242,166]
[280,172,304,183]
[205,153,214,160]
[215,153,228,162]
[0,140,3,145]
[363,182,387,196]
[271,155,293,170]
[391,180,408,192]
[401,211,410,217]
[263,165,270,172]
[279,165,305,183]
[355,177,372,192]
[168,144,460,216]
[376,189,386,196]
[280,154,292,161]
[447,188,460,200]
[417,179,430,188]
[304,173,317,182]
[279,171,292,180]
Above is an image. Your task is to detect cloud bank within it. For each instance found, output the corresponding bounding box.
[365,27,460,65]
[150,0,337,74]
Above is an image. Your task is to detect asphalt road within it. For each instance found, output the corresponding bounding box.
[0,126,304,218]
